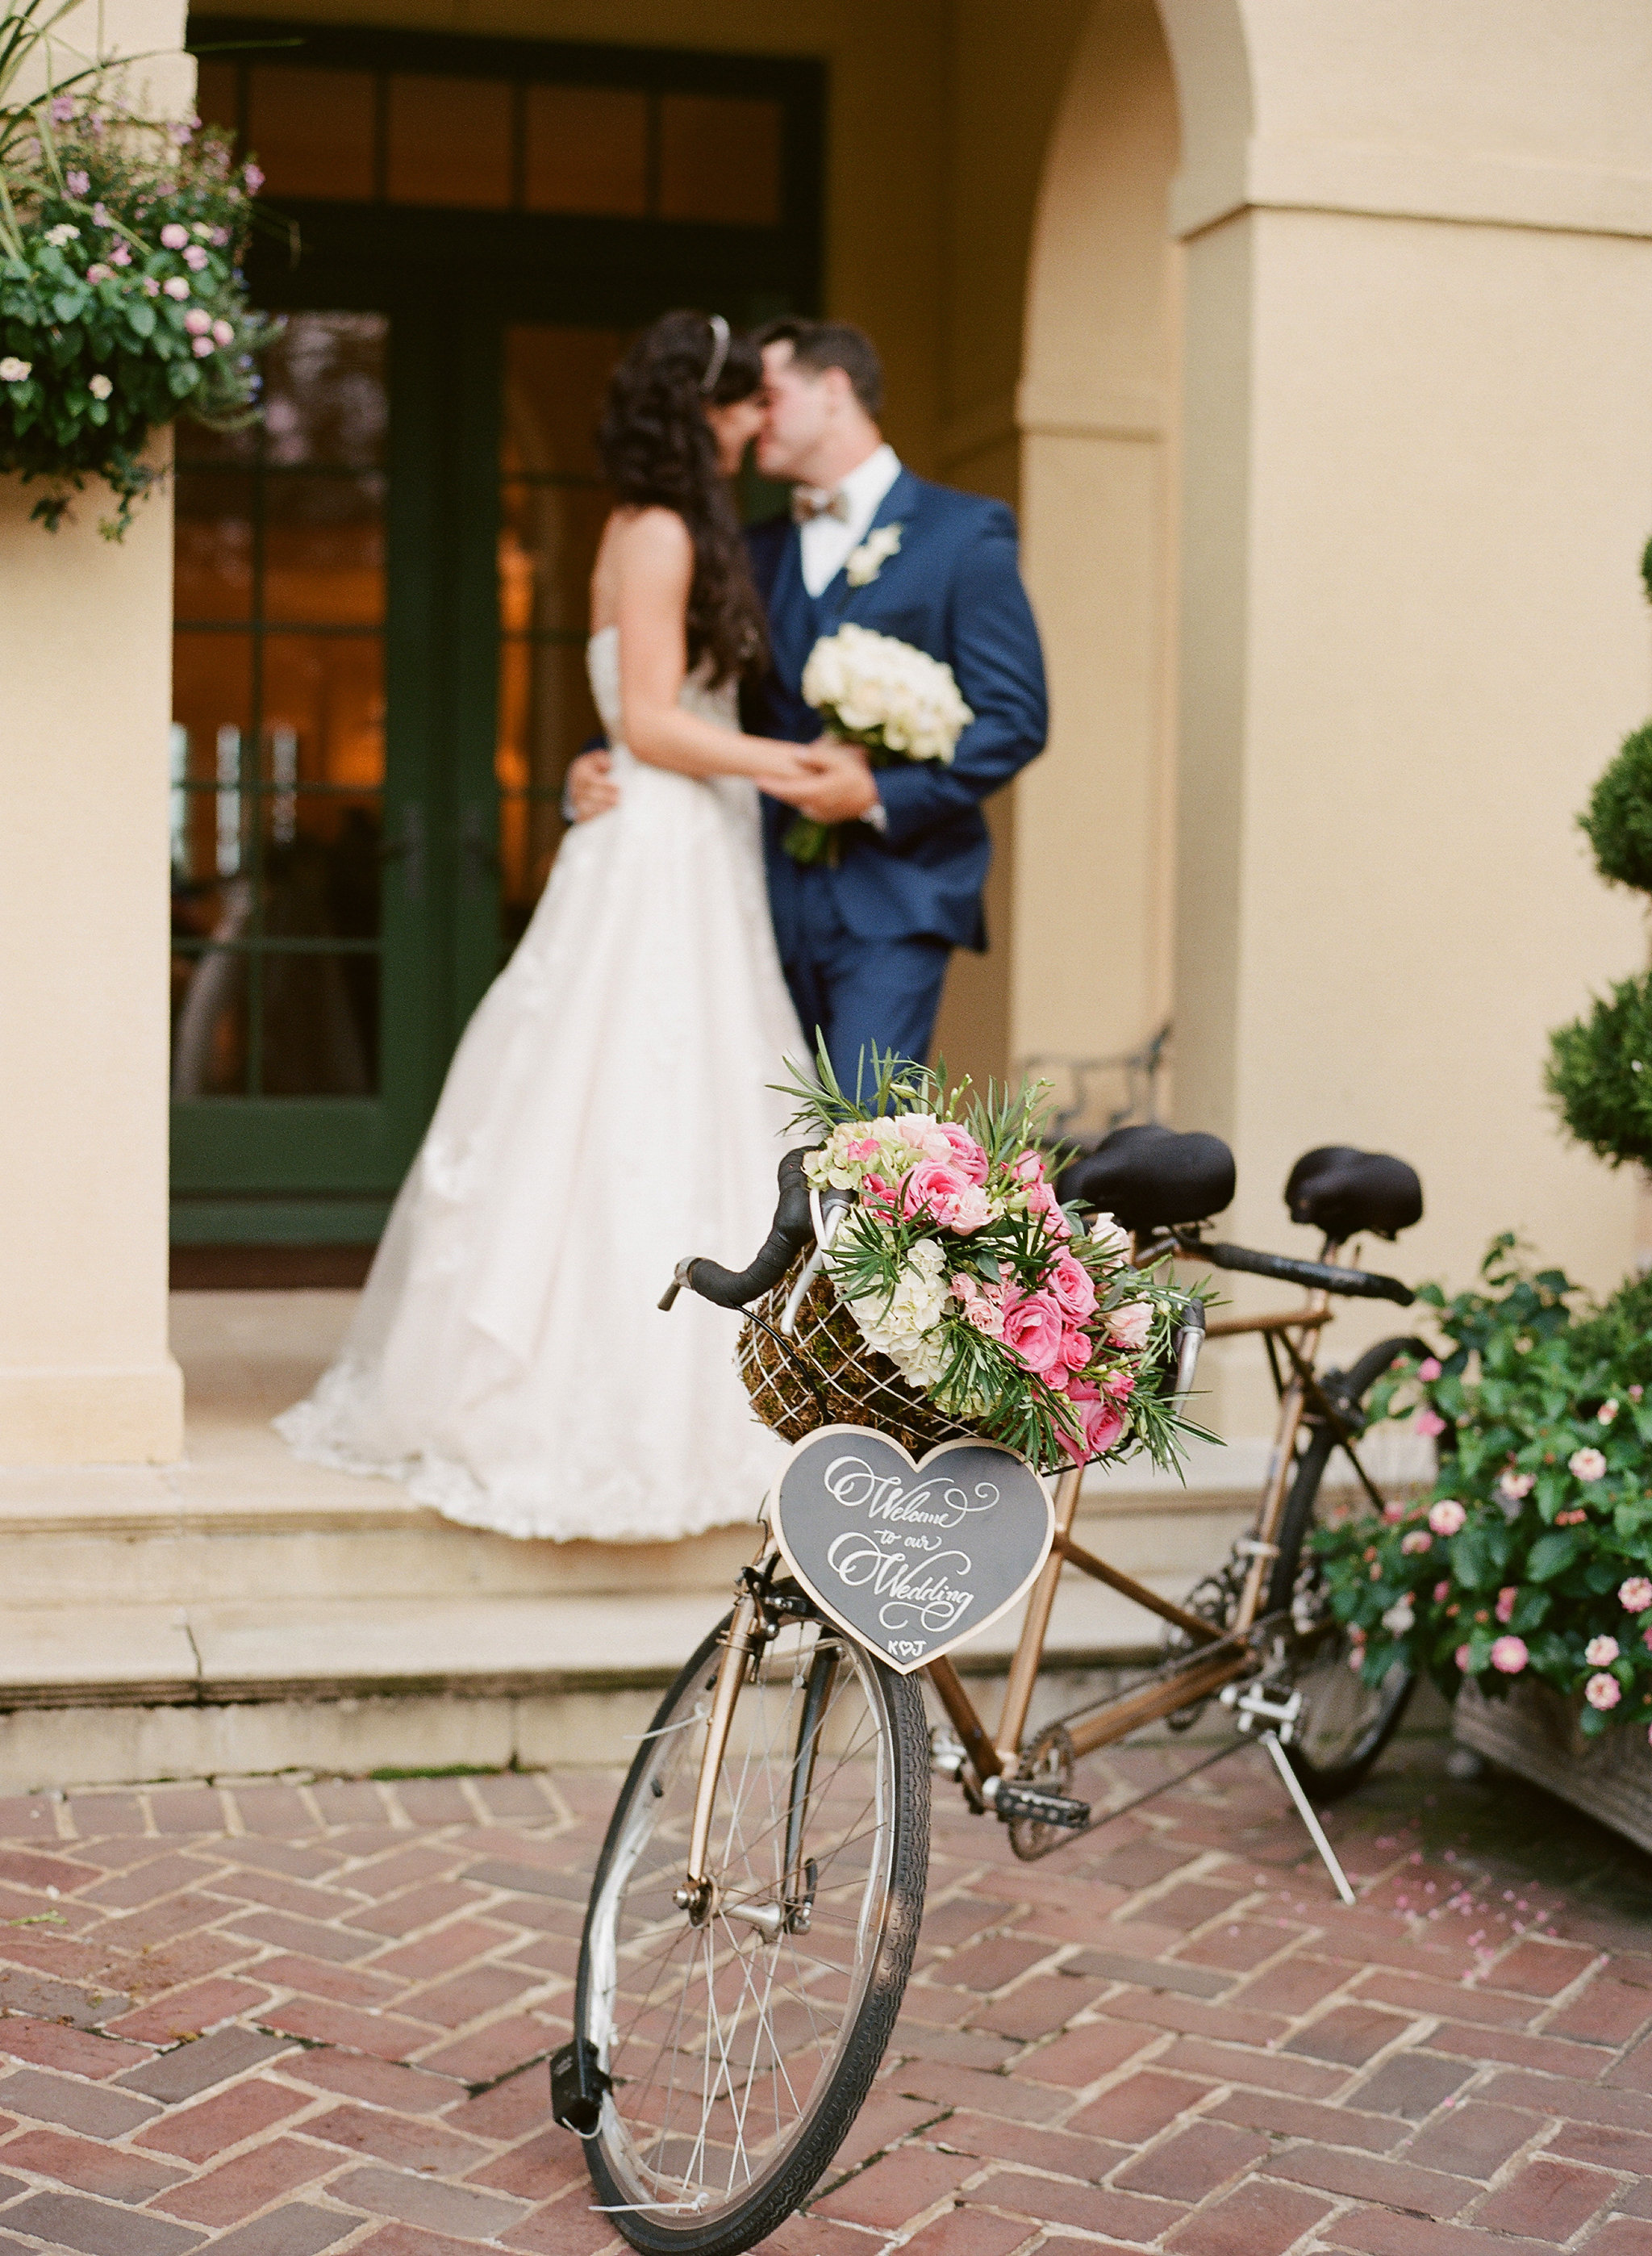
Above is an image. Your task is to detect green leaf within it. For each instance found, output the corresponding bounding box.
[124,301,155,340]
[1528,1528,1585,1582]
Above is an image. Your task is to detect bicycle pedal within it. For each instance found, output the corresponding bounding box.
[987,1779,1090,1829]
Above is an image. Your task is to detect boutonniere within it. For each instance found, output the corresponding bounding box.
[845,522,903,587]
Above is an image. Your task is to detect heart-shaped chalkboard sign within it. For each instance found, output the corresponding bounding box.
[770,1425,1056,1674]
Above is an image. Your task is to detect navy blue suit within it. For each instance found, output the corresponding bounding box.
[745,467,1048,1095]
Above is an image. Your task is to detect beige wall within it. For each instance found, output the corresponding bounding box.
[0,0,192,1461]
[1012,0,1181,1107]
[1162,0,1652,1433]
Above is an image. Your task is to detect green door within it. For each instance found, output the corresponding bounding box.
[169,27,820,1245]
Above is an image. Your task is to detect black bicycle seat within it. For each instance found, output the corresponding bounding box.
[1285,1146,1423,1241]
[1058,1123,1236,1235]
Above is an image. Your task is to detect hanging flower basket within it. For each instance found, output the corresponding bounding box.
[0,0,275,536]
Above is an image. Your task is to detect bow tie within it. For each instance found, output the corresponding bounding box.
[791,486,852,524]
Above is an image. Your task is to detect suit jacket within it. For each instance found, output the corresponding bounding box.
[745,466,1048,955]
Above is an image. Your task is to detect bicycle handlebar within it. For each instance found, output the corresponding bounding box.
[1187,1236,1414,1306]
[663,1147,819,1311]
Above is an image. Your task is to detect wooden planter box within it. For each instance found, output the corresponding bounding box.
[1455,1677,1652,1855]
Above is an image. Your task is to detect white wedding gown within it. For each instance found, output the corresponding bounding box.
[277,629,805,1540]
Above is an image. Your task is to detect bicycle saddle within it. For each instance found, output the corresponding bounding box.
[1285,1146,1423,1242]
[1058,1123,1236,1235]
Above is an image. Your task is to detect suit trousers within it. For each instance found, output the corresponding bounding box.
[780,864,951,1098]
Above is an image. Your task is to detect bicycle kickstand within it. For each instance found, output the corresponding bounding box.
[1222,1683,1357,1907]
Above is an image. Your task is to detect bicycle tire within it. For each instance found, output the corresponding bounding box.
[572,1610,930,2256]
[1267,1334,1426,1801]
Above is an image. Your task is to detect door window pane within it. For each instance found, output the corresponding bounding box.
[659,94,782,224]
[262,474,387,628]
[172,313,390,1101]
[175,470,255,622]
[524,86,647,215]
[496,325,622,955]
[387,75,511,207]
[247,65,376,201]
[194,58,240,144]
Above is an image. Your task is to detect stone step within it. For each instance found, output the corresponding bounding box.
[0,1289,1417,1790]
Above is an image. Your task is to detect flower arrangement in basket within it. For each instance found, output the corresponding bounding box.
[737,1048,1203,1474]
[0,0,276,536]
[1314,1235,1652,1739]
[782,622,974,867]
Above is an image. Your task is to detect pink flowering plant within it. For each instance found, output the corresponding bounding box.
[1315,1235,1652,1737]
[0,0,275,534]
[783,1045,1205,1472]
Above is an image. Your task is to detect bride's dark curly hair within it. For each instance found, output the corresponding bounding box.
[598,310,768,685]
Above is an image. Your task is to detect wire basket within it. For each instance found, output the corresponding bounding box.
[736,1258,979,1458]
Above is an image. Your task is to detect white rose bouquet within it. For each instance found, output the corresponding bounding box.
[741,1049,1204,1473]
[785,621,975,866]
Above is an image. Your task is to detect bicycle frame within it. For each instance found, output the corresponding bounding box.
[680,1235,1380,1895]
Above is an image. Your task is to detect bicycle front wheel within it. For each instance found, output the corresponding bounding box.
[574,1610,929,2256]
[1268,1334,1425,1799]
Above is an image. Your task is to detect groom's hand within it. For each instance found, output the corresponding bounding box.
[786,741,881,825]
[565,750,619,822]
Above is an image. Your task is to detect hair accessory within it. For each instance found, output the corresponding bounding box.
[699,313,730,395]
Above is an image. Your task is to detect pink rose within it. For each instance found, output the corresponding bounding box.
[1104,1301,1153,1352]
[1059,1326,1091,1373]
[1585,1672,1621,1711]
[935,1123,988,1184]
[1418,1356,1441,1381]
[1048,1252,1097,1323]
[160,220,189,249]
[1428,1498,1466,1536]
[1490,1636,1528,1674]
[1414,1410,1447,1438]
[1383,1500,1406,1523]
[1400,1531,1432,1555]
[1433,1581,1450,1601]
[1001,1290,1067,1377]
[1586,1636,1620,1666]
[1058,1393,1128,1466]
[1496,1586,1518,1623]
[860,1173,899,1214]
[1455,1644,1472,1672]
[952,1276,1005,1339]
[1619,1577,1652,1614]
[1012,1151,1047,1185]
[901,1159,990,1235]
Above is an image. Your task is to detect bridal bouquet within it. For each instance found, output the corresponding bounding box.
[783,622,974,866]
[739,1051,1199,1473]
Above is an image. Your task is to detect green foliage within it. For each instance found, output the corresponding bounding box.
[1547,969,1652,1170]
[1580,721,1652,896]
[0,0,274,535]
[1316,1237,1652,1737]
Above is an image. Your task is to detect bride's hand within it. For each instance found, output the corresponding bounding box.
[750,742,832,802]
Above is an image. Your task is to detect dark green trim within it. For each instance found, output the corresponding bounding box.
[171,1195,394,1244]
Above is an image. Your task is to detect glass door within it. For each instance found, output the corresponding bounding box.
[494,326,626,956]
[169,311,436,1239]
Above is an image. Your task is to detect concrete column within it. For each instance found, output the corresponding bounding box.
[0,0,191,1461]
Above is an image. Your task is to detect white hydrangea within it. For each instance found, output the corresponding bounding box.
[840,1236,950,1389]
[802,622,974,767]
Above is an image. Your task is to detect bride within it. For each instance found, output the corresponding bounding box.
[278,311,821,1541]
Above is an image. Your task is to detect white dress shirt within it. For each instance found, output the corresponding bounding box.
[797,443,903,597]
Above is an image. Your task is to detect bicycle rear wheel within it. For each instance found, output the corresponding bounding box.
[1268,1335,1425,1799]
[574,1609,929,2256]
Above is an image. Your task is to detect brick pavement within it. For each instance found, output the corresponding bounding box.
[0,1740,1640,2252]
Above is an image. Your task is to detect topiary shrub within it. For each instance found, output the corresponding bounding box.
[1547,550,1652,1166]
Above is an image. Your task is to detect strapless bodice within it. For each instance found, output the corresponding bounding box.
[586,625,740,746]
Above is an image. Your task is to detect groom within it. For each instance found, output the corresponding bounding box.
[570,320,1048,1092]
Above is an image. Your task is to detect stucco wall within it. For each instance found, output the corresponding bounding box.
[0,0,191,1461]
